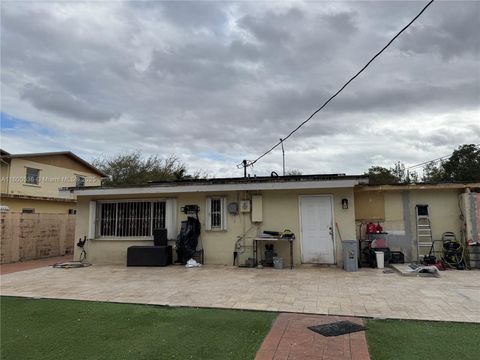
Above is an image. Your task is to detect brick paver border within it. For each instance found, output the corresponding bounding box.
[256,313,370,360]
[0,255,73,275]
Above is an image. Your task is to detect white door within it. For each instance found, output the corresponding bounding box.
[299,196,335,264]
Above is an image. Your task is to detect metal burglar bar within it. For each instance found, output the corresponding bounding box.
[116,201,151,237]
[100,203,116,236]
[211,198,221,228]
[99,200,166,238]
[153,202,166,230]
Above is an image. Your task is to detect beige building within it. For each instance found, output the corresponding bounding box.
[354,183,480,261]
[67,175,480,268]
[0,149,105,213]
[66,175,367,267]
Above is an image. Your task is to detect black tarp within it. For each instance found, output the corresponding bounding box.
[176,216,201,264]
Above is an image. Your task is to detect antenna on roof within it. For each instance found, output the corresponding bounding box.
[237,159,256,178]
[237,159,248,178]
[280,139,285,176]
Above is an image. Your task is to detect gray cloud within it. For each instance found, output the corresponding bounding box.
[20,84,121,122]
[398,1,480,60]
[322,11,358,35]
[160,1,227,30]
[1,0,479,177]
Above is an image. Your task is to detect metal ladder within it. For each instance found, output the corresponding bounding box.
[416,205,433,260]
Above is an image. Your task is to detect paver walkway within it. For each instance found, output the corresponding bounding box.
[1,265,479,323]
[0,255,73,275]
[256,313,370,360]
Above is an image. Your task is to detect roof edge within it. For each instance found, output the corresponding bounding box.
[355,182,480,191]
[0,150,107,177]
[64,174,368,192]
[0,193,77,203]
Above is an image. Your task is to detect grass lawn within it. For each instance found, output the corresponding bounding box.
[0,296,276,360]
[366,318,480,360]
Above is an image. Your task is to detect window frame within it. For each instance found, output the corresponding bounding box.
[75,175,86,187]
[25,167,40,185]
[94,198,176,240]
[206,196,227,231]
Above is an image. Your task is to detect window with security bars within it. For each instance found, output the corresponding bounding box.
[206,197,226,231]
[98,201,166,237]
[211,198,222,228]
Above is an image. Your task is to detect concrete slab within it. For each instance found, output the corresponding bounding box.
[391,263,420,276]
[391,263,440,277]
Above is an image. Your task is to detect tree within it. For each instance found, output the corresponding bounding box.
[365,162,418,185]
[391,162,406,182]
[423,144,480,182]
[93,152,198,186]
[422,161,445,182]
[365,166,398,184]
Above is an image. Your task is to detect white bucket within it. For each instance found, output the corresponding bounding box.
[375,251,385,269]
[273,257,284,269]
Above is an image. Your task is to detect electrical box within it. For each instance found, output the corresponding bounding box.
[251,195,263,222]
[240,200,251,213]
[227,202,239,214]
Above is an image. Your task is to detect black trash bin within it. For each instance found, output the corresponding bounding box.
[153,228,168,246]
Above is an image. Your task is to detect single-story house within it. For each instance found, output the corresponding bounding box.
[64,174,368,267]
[64,175,480,268]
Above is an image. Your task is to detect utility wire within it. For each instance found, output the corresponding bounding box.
[241,0,435,169]
[406,143,480,170]
[406,154,451,170]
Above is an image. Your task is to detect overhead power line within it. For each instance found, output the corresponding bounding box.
[406,154,451,170]
[406,143,480,171]
[239,0,435,170]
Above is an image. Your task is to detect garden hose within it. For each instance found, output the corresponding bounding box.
[442,240,465,269]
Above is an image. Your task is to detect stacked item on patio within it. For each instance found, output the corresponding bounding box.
[363,222,391,268]
[127,228,172,267]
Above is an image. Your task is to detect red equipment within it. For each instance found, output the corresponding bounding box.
[366,222,377,234]
[376,222,383,233]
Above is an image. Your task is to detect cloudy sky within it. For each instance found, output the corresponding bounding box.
[1,0,479,177]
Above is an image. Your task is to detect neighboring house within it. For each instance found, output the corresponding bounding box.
[65,174,368,267]
[0,149,105,213]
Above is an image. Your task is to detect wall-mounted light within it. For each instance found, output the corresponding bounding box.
[341,198,349,210]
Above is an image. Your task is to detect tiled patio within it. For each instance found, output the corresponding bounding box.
[1,265,479,323]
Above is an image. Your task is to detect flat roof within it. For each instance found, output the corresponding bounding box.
[149,173,367,185]
[355,182,480,191]
[62,173,369,196]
